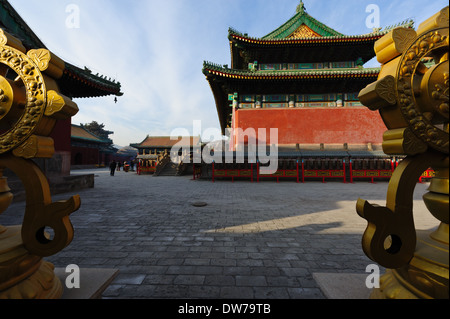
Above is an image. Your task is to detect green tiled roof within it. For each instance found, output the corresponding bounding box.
[228,1,414,42]
[71,124,111,144]
[262,1,344,39]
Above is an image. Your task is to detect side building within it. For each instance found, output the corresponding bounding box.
[131,136,201,176]
[202,1,414,181]
[131,136,200,155]
[71,124,114,167]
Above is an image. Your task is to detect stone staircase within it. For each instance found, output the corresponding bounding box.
[157,162,179,176]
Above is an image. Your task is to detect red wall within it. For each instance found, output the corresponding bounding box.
[71,146,100,165]
[50,118,72,152]
[233,107,386,145]
[49,118,72,175]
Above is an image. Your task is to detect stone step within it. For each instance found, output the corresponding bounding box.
[158,164,179,176]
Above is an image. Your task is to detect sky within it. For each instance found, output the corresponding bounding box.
[6,0,449,147]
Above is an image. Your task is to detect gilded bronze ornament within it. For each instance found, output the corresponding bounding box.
[358,7,449,299]
[0,29,80,299]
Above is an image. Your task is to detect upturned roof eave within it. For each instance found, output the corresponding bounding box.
[229,31,387,46]
[71,124,112,144]
[0,0,122,98]
[203,64,381,79]
[71,136,111,144]
[62,63,123,98]
[130,137,201,149]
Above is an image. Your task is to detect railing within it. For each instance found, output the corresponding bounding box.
[154,153,171,176]
[212,162,254,182]
[257,161,299,183]
[302,167,345,184]
[299,159,347,183]
[137,165,156,175]
[203,158,434,184]
[193,164,202,180]
[419,169,435,183]
[349,159,394,183]
[176,154,192,176]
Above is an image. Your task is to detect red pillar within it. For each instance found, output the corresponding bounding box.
[257,162,260,183]
[343,159,346,183]
[301,160,305,183]
[350,160,353,183]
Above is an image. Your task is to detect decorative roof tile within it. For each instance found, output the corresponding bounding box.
[130,136,201,149]
[71,125,111,144]
[203,61,380,80]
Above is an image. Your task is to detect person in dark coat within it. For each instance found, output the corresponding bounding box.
[110,161,117,176]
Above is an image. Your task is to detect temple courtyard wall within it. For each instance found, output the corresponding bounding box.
[0,168,437,299]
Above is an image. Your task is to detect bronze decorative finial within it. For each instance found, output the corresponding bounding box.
[358,6,449,299]
[0,29,80,299]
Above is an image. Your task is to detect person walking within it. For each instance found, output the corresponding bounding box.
[110,160,117,176]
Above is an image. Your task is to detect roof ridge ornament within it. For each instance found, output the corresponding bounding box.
[297,1,306,13]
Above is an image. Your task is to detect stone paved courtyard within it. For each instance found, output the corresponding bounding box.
[1,168,437,299]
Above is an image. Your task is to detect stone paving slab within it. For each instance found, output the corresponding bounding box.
[55,267,119,299]
[313,273,371,299]
[0,168,437,299]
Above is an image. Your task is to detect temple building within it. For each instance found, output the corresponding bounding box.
[131,136,201,175]
[202,1,415,181]
[203,1,414,152]
[71,124,114,167]
[131,136,201,156]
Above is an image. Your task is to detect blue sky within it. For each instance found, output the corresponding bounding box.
[7,0,448,147]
